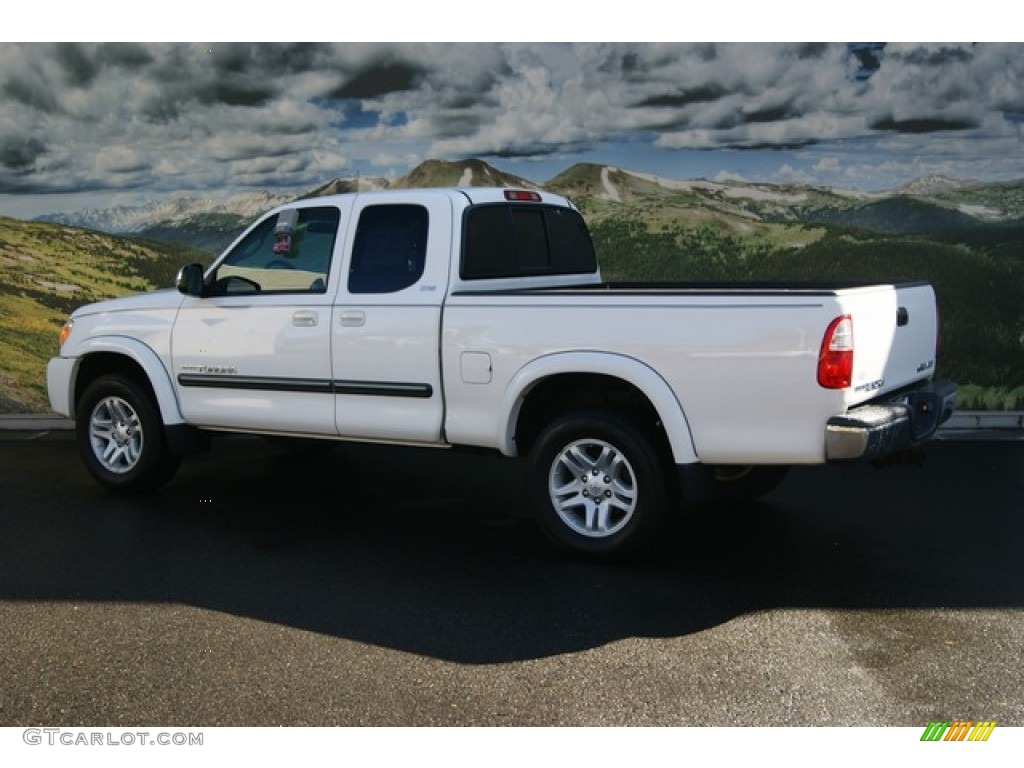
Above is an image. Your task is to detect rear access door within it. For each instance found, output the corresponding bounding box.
[330,191,455,443]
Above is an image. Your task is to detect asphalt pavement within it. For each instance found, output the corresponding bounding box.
[0,427,1022,726]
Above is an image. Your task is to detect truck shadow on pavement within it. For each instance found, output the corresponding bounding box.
[2,436,1022,664]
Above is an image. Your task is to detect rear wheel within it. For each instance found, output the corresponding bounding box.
[76,374,180,492]
[528,410,671,562]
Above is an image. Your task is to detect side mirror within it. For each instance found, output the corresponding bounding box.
[176,264,205,296]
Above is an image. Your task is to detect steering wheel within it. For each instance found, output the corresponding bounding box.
[266,259,298,270]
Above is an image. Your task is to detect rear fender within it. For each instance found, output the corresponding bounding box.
[501,351,699,464]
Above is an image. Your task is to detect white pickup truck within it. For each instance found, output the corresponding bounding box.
[48,187,956,560]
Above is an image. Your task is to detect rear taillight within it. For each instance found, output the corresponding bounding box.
[818,315,854,389]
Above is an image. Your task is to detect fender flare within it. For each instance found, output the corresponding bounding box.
[69,336,185,426]
[500,350,699,464]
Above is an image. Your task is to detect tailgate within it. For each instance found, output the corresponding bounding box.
[842,283,939,404]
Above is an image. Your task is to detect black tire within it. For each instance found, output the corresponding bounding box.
[528,409,671,562]
[75,374,180,492]
[713,465,789,502]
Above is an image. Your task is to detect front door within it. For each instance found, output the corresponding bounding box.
[171,204,347,435]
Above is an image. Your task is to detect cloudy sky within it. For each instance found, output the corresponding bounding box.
[1,40,1022,218]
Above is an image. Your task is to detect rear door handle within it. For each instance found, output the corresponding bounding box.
[292,311,319,327]
[340,311,366,327]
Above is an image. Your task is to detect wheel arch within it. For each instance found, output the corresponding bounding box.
[70,338,184,427]
[503,352,698,464]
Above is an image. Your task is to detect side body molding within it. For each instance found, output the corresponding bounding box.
[500,351,699,464]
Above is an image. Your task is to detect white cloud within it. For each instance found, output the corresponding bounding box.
[371,152,421,167]
[714,170,750,184]
[0,41,1022,206]
[774,163,815,185]
[814,157,841,173]
[94,147,148,175]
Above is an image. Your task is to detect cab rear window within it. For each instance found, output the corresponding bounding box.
[461,204,597,280]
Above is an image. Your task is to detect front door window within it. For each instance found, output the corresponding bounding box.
[211,206,340,295]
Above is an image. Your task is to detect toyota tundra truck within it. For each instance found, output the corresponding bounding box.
[47,187,956,560]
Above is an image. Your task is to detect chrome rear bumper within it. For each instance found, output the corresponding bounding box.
[826,379,957,462]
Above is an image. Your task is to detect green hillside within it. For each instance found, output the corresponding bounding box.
[800,197,984,235]
[929,179,1024,220]
[548,163,665,203]
[0,217,208,412]
[397,158,534,189]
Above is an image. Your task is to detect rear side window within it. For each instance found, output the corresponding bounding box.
[348,204,429,294]
[461,204,596,280]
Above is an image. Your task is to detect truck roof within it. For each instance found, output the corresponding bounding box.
[290,186,576,210]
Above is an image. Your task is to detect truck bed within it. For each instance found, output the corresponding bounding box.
[452,279,930,297]
[443,279,941,464]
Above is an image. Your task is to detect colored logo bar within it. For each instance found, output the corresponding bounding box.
[921,720,997,741]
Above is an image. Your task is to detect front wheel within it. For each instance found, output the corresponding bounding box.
[76,374,180,492]
[528,410,671,562]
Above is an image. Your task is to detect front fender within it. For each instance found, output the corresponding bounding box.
[501,351,699,464]
[64,336,185,426]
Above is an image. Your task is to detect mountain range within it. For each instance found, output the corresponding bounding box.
[36,159,1024,255]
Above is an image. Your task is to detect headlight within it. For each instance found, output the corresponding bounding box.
[59,318,74,349]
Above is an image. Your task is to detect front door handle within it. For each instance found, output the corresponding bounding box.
[292,311,319,327]
[340,311,366,327]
